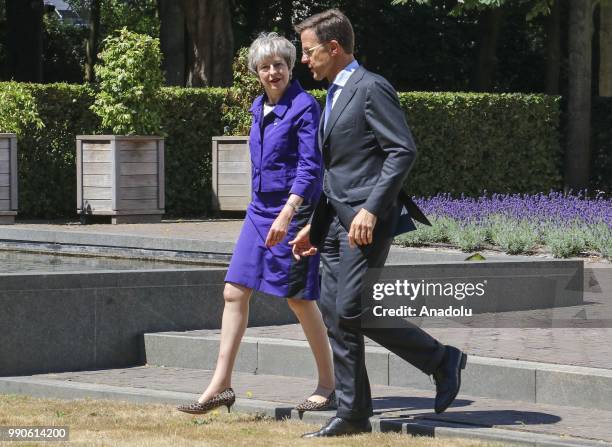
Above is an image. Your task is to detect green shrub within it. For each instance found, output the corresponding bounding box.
[400,92,562,197]
[91,28,164,135]
[0,81,44,134]
[159,87,225,215]
[395,216,456,246]
[591,97,612,193]
[448,221,488,252]
[585,221,612,259]
[0,82,565,219]
[542,226,588,258]
[488,216,539,255]
[221,47,261,136]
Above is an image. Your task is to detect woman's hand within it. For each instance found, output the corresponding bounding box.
[289,224,317,260]
[265,207,293,247]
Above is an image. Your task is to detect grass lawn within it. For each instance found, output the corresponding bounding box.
[0,394,511,447]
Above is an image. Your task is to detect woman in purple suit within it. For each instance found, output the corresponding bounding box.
[177,33,334,415]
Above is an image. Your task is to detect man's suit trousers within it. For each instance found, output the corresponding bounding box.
[319,208,446,420]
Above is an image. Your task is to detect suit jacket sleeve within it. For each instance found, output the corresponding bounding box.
[362,79,417,217]
[289,100,323,202]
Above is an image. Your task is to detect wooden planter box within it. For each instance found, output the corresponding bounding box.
[211,136,250,211]
[0,133,18,224]
[76,135,165,224]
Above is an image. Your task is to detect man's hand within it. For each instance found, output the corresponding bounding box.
[288,224,317,260]
[348,208,377,248]
[265,209,292,247]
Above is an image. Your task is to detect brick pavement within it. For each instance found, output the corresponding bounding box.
[30,365,612,443]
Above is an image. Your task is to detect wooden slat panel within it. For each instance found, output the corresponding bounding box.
[218,149,250,162]
[85,199,113,211]
[0,140,9,149]
[83,174,112,187]
[218,161,250,173]
[119,162,157,175]
[111,138,118,213]
[218,142,250,151]
[82,142,111,151]
[83,187,112,200]
[10,137,19,210]
[0,174,9,187]
[10,136,17,209]
[118,140,157,151]
[218,185,250,196]
[0,199,9,210]
[118,186,158,200]
[219,196,250,210]
[83,162,112,175]
[218,173,249,185]
[0,161,9,174]
[0,187,9,200]
[119,149,157,163]
[0,148,9,161]
[83,150,112,162]
[119,174,158,187]
[117,198,161,210]
[76,139,82,210]
[157,140,164,210]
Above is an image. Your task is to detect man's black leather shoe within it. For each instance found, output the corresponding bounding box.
[301,417,372,438]
[433,345,467,414]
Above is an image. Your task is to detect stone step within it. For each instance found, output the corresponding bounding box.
[144,330,612,412]
[1,365,610,447]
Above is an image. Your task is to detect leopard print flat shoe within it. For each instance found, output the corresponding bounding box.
[294,391,337,412]
[176,388,236,414]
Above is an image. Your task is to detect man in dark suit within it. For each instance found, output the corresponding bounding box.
[289,9,467,438]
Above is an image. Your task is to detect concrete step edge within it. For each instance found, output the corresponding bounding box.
[144,331,612,377]
[0,375,607,447]
[144,332,612,412]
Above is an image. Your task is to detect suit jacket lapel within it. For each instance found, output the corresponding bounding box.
[322,66,366,143]
[317,109,325,150]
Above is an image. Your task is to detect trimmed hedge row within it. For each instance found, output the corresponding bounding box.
[591,97,612,193]
[1,82,225,218]
[1,82,566,218]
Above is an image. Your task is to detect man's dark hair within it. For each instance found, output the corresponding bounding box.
[295,9,354,54]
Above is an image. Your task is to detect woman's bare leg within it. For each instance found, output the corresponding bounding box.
[198,282,252,403]
[287,298,335,402]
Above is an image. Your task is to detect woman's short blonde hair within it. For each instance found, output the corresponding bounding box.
[247,32,296,75]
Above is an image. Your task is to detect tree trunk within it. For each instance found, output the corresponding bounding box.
[470,7,504,92]
[6,0,44,82]
[545,0,561,95]
[158,0,186,86]
[566,0,594,191]
[84,0,101,83]
[181,0,234,87]
[600,0,612,96]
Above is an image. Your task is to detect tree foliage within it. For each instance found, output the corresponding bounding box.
[91,28,164,135]
[221,47,261,135]
[0,81,44,135]
[391,0,555,20]
[66,0,159,36]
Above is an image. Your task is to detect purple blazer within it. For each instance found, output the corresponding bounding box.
[248,80,322,203]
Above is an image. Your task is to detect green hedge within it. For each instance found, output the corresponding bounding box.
[310,90,562,197]
[591,97,612,193]
[1,82,563,219]
[398,92,561,196]
[0,82,225,218]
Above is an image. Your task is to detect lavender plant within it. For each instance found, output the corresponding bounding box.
[397,192,611,259]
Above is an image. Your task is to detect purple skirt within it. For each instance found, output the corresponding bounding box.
[225,191,320,300]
